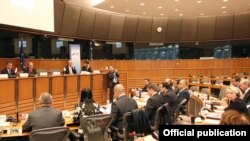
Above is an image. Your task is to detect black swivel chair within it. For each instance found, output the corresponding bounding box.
[173,99,188,122]
[80,114,112,141]
[29,127,70,141]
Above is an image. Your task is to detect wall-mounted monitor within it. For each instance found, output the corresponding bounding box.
[56,41,63,48]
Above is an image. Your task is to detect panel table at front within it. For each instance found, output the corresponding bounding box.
[35,76,50,109]
[0,78,16,115]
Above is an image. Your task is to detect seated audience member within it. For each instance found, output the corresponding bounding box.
[220,109,250,125]
[79,88,97,116]
[81,61,92,73]
[175,79,190,114]
[142,78,151,92]
[231,76,243,98]
[22,92,65,131]
[23,62,37,77]
[224,86,249,115]
[159,82,177,109]
[1,62,17,77]
[111,84,138,130]
[240,79,250,105]
[63,60,77,75]
[145,83,162,125]
[165,78,174,89]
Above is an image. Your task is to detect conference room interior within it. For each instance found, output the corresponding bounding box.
[1,0,250,140]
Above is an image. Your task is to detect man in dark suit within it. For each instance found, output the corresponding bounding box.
[107,66,119,103]
[240,79,250,105]
[1,62,17,77]
[81,61,92,73]
[111,84,138,130]
[176,79,190,114]
[141,78,151,92]
[23,62,37,77]
[145,83,162,125]
[22,92,65,131]
[63,60,77,75]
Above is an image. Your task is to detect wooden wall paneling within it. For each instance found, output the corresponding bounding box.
[18,78,34,114]
[60,4,81,36]
[233,13,250,39]
[197,16,216,41]
[65,75,78,110]
[35,77,50,109]
[181,17,198,41]
[77,9,96,38]
[51,76,65,109]
[122,15,138,41]
[214,15,234,40]
[93,12,111,40]
[79,75,91,90]
[92,74,107,105]
[150,17,168,42]
[54,0,65,34]
[28,59,67,73]
[136,16,153,42]
[166,18,182,43]
[108,14,125,41]
[0,79,16,115]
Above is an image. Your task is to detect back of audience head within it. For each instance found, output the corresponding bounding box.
[114,84,125,99]
[80,88,93,102]
[220,109,250,125]
[147,83,158,96]
[39,92,53,106]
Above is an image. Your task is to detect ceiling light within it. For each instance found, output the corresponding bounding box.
[110,5,114,8]
[222,11,227,14]
[158,6,163,9]
[160,13,164,16]
[175,9,179,12]
[223,0,228,2]
[175,0,180,2]
[197,1,202,4]
[179,13,183,16]
[90,0,105,6]
[125,9,130,12]
[200,13,204,16]
[142,12,146,15]
[221,6,226,9]
[140,3,145,6]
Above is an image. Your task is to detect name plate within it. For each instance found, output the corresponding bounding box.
[93,70,100,74]
[39,72,48,76]
[80,71,91,75]
[19,73,29,78]
[0,74,8,79]
[52,72,61,76]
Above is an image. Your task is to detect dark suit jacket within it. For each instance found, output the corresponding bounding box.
[225,98,249,115]
[64,65,77,74]
[176,88,190,106]
[23,67,37,75]
[1,68,16,76]
[22,106,65,131]
[160,90,177,109]
[111,95,138,129]
[107,71,119,88]
[243,89,250,105]
[81,66,92,73]
[145,93,162,124]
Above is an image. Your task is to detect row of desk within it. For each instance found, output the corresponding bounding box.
[0,74,108,116]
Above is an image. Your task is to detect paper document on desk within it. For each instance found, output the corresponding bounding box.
[0,121,10,127]
[205,113,222,120]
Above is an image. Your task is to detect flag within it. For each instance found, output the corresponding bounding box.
[20,39,25,70]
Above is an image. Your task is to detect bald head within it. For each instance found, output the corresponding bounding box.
[39,92,53,106]
[114,84,125,99]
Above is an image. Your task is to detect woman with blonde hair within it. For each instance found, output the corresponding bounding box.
[220,109,250,125]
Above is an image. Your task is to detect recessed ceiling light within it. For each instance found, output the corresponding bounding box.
[179,13,183,16]
[221,6,226,9]
[223,0,228,2]
[158,6,163,9]
[200,13,204,16]
[175,0,180,2]
[160,13,164,16]
[222,11,227,14]
[142,12,146,15]
[197,1,202,4]
[140,3,145,6]
[175,9,179,12]
[125,9,130,12]
[110,5,114,8]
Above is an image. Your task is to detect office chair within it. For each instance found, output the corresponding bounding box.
[173,99,187,122]
[151,103,173,131]
[80,114,112,141]
[29,126,70,141]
